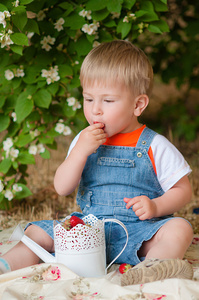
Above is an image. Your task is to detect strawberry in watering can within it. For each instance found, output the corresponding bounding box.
[10,214,128,277]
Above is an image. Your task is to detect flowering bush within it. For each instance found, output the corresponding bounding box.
[0,0,169,208]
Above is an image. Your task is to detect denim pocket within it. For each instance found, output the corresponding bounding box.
[97,157,135,168]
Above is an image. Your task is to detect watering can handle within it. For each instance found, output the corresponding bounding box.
[104,218,128,271]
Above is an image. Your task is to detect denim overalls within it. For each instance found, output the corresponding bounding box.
[75,127,174,265]
[27,127,174,265]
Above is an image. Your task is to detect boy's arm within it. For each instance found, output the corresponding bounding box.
[124,175,192,220]
[54,123,107,196]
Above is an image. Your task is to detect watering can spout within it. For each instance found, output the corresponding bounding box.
[9,224,56,264]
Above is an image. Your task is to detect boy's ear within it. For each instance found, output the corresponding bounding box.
[134,94,149,117]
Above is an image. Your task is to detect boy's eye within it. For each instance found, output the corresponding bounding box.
[85,98,93,102]
[104,99,114,103]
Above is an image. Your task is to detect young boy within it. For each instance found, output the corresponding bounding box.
[0,40,193,285]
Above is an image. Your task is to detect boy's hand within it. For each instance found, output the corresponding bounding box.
[75,123,107,157]
[124,196,157,220]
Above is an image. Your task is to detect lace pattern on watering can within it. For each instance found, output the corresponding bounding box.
[54,214,105,253]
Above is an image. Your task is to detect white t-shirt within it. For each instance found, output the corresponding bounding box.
[67,132,191,193]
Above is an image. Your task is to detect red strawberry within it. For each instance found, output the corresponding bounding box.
[93,121,105,130]
[119,263,132,274]
[62,216,85,230]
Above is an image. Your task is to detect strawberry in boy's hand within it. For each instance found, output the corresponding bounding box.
[94,121,105,130]
[62,216,85,230]
[119,263,132,274]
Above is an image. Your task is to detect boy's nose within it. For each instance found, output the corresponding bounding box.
[92,102,102,115]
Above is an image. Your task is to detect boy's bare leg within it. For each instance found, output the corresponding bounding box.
[138,218,193,259]
[2,225,54,271]
[121,218,193,286]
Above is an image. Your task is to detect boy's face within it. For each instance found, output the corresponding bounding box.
[83,80,140,137]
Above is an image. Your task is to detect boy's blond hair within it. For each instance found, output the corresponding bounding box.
[80,40,153,97]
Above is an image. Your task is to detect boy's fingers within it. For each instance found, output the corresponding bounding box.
[124,197,140,208]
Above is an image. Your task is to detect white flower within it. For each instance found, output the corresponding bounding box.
[123,16,129,23]
[66,97,81,111]
[27,32,34,39]
[54,18,65,32]
[93,41,100,48]
[82,24,94,35]
[46,35,55,45]
[67,97,76,106]
[5,190,14,201]
[86,11,92,20]
[15,68,25,77]
[0,11,11,28]
[40,35,55,51]
[41,69,49,77]
[63,126,72,136]
[111,12,120,19]
[5,69,14,80]
[13,0,20,7]
[0,30,14,48]
[10,148,19,158]
[41,66,60,84]
[0,180,4,193]
[79,9,92,20]
[3,138,13,151]
[13,184,22,192]
[72,100,81,111]
[55,123,65,134]
[79,9,87,18]
[37,10,46,21]
[37,144,45,153]
[11,112,17,122]
[34,129,40,137]
[28,145,37,155]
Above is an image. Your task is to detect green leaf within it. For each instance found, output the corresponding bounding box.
[0,4,8,12]
[58,65,73,77]
[47,83,59,96]
[12,6,27,31]
[74,35,92,57]
[123,0,136,10]
[40,149,50,159]
[20,0,34,4]
[64,14,85,30]
[151,0,168,12]
[33,89,52,109]
[10,45,23,55]
[14,183,32,199]
[15,92,34,123]
[107,0,123,13]
[38,136,54,144]
[15,134,33,147]
[92,9,109,21]
[104,20,116,27]
[18,152,35,164]
[11,33,29,46]
[86,0,107,11]
[0,158,12,174]
[117,19,131,38]
[0,96,6,108]
[0,114,10,132]
[24,19,40,35]
[148,19,169,33]
[63,103,76,117]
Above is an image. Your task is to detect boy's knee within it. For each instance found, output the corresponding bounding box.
[171,218,193,244]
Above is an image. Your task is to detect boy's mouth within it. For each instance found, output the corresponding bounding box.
[93,121,105,130]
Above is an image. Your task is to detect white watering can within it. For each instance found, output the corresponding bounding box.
[10,214,128,278]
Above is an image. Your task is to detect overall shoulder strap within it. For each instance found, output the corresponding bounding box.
[136,127,157,151]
